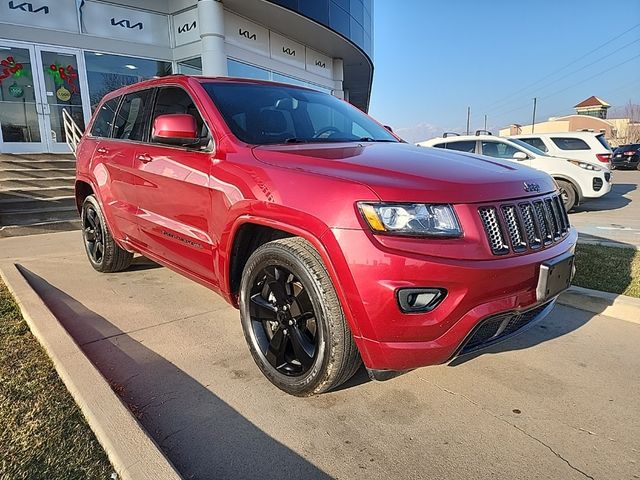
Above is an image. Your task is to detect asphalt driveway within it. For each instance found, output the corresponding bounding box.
[1,232,638,480]
[570,169,640,247]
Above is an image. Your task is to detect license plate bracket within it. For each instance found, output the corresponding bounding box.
[536,252,575,302]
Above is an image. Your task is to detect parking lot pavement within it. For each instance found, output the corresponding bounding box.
[570,170,640,247]
[2,231,639,480]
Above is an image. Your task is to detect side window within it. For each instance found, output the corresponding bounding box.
[551,137,589,150]
[151,86,209,140]
[519,137,547,152]
[432,143,446,149]
[112,89,153,141]
[481,141,519,159]
[445,141,476,153]
[90,97,120,138]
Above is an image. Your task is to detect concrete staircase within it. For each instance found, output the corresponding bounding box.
[0,153,80,237]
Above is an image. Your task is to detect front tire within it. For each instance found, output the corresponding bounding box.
[239,237,361,396]
[81,195,133,273]
[557,180,576,212]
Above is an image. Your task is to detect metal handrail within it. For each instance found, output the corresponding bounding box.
[62,108,83,157]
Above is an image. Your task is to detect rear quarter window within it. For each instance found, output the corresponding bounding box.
[596,134,612,151]
[90,97,120,138]
[441,140,476,153]
[551,137,590,150]
[519,137,548,152]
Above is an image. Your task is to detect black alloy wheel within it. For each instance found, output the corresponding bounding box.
[239,237,361,396]
[248,265,318,376]
[81,195,133,273]
[83,203,105,265]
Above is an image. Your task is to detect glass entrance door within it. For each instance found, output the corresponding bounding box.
[0,42,46,153]
[35,46,90,153]
[0,41,90,154]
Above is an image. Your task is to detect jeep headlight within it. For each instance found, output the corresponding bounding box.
[358,203,462,237]
[567,159,601,171]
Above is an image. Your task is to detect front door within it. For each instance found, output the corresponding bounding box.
[0,40,90,154]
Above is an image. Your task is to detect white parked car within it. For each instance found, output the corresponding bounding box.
[509,132,612,169]
[418,133,611,211]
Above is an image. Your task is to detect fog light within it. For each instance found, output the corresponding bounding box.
[397,288,446,313]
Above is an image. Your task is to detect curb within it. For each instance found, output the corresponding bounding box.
[576,237,640,251]
[558,285,640,324]
[0,263,183,480]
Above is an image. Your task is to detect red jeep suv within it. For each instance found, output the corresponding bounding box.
[76,76,576,396]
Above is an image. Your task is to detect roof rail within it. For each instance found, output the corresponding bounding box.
[443,132,460,138]
[475,130,492,136]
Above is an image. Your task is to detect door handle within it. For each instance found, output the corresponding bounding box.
[96,147,108,154]
[136,153,153,163]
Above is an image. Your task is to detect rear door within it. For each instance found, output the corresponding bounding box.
[88,94,140,242]
[132,85,216,284]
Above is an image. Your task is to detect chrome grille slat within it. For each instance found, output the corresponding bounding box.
[501,205,526,252]
[479,193,571,256]
[478,207,509,255]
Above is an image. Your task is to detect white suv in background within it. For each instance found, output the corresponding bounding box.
[418,133,611,211]
[509,132,613,169]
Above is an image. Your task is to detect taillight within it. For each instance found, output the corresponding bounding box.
[596,153,611,162]
[624,151,635,156]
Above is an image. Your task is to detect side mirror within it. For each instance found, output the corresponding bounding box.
[513,151,528,161]
[152,114,199,146]
[384,125,393,133]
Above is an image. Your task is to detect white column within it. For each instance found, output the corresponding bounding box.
[332,58,345,100]
[198,0,227,76]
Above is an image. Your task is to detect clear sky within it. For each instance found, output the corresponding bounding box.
[368,0,640,142]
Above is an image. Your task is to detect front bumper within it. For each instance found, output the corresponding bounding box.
[330,227,578,371]
[583,170,611,199]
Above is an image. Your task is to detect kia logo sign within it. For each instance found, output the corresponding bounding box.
[178,20,196,34]
[523,182,541,192]
[110,18,143,30]
[282,47,296,57]
[239,28,256,40]
[8,0,49,13]
[315,60,326,68]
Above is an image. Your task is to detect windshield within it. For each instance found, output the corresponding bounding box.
[509,138,548,157]
[202,82,399,145]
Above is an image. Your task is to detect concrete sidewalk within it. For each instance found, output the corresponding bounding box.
[2,231,639,479]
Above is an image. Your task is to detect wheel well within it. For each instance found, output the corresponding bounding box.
[75,180,94,213]
[552,176,581,202]
[229,224,294,296]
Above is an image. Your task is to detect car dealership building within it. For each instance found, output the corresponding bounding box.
[0,0,373,153]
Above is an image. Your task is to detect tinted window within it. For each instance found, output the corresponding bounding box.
[551,137,589,150]
[481,141,520,159]
[112,89,153,141]
[202,82,398,145]
[152,87,208,140]
[442,141,476,152]
[596,134,612,151]
[518,137,548,152]
[90,97,120,138]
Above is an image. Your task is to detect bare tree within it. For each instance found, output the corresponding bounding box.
[625,101,640,144]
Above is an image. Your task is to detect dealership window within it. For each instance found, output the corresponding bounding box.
[84,52,171,110]
[177,57,332,94]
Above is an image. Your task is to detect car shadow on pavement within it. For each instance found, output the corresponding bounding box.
[126,255,163,272]
[18,266,332,480]
[572,182,636,212]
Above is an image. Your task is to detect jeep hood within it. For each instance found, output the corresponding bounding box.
[252,143,556,203]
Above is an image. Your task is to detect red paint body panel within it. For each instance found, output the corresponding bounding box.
[76,76,577,371]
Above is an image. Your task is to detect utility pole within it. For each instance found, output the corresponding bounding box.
[484,114,487,131]
[466,106,471,135]
[531,97,537,134]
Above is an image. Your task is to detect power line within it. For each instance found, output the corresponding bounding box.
[477,23,640,113]
[485,36,640,117]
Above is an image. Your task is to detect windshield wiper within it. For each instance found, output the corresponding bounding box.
[356,137,397,143]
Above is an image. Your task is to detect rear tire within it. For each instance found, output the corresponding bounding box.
[239,237,361,396]
[557,180,576,212]
[81,195,133,273]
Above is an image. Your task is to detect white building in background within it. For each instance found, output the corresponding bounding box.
[0,0,373,153]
